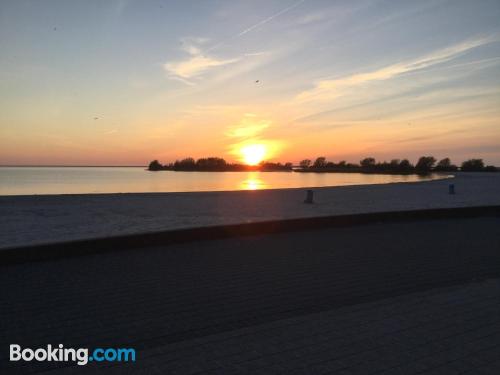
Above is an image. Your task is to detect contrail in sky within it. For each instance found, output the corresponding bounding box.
[237,0,306,37]
[207,0,306,52]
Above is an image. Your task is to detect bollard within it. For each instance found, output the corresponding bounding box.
[449,184,455,195]
[304,189,314,204]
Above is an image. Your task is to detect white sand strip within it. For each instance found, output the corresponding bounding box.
[0,172,499,249]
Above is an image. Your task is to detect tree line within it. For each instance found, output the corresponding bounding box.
[298,156,497,173]
[148,156,497,173]
[148,158,292,172]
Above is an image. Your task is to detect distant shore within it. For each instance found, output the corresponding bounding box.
[148,158,293,172]
[148,156,498,174]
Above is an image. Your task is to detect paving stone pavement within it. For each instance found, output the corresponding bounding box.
[1,217,500,374]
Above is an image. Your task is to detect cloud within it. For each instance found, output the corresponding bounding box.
[297,12,327,25]
[163,0,304,84]
[164,38,239,82]
[296,36,497,103]
[166,75,197,86]
[226,119,271,138]
[164,55,239,79]
[293,54,500,124]
[182,45,201,56]
[244,51,267,57]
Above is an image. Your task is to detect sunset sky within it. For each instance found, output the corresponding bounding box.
[1,0,500,166]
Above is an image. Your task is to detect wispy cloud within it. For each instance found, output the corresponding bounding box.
[297,11,327,25]
[164,0,306,84]
[164,38,239,83]
[226,118,271,138]
[293,55,500,124]
[164,55,239,79]
[296,36,497,103]
[387,128,469,145]
[244,51,268,57]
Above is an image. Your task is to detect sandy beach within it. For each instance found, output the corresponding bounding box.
[0,172,499,249]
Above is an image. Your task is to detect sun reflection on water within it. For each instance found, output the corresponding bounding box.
[240,172,267,190]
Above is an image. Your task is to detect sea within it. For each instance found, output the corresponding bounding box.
[0,167,449,196]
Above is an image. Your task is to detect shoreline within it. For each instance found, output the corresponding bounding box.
[0,172,498,249]
[0,172,451,197]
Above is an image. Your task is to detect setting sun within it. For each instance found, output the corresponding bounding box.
[240,144,266,166]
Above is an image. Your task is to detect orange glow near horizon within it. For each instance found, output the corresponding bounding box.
[240,144,267,165]
[2,2,500,167]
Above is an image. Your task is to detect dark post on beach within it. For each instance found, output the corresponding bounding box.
[304,189,314,204]
[449,184,455,195]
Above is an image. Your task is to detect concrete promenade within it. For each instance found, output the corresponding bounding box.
[1,216,500,374]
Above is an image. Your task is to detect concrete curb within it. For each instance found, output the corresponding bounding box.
[1,205,499,265]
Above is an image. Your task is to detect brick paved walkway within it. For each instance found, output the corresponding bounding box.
[1,217,499,373]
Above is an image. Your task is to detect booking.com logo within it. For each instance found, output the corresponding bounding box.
[10,344,136,366]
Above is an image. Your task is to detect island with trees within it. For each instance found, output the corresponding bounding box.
[148,156,497,174]
[148,157,293,172]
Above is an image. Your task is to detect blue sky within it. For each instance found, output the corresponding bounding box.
[1,0,500,165]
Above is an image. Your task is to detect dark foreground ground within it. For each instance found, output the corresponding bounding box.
[1,216,500,374]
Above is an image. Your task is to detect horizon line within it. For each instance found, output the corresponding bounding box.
[0,165,147,168]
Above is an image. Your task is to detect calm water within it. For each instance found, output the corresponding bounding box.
[0,167,449,196]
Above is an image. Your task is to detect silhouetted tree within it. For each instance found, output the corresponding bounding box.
[300,159,312,168]
[398,159,413,171]
[174,157,196,170]
[196,157,227,170]
[390,159,400,168]
[461,159,484,171]
[260,162,293,171]
[415,156,436,172]
[313,157,327,168]
[148,160,163,171]
[436,157,450,169]
[181,157,195,165]
[360,157,376,168]
[435,158,457,172]
[149,154,496,174]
